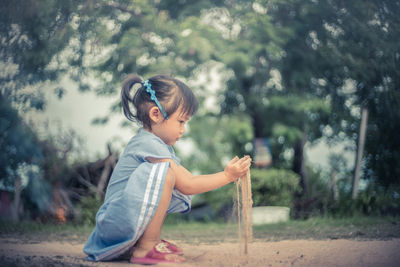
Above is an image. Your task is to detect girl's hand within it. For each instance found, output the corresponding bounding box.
[224,155,252,182]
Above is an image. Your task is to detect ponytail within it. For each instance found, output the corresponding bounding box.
[121,73,198,129]
[121,74,143,122]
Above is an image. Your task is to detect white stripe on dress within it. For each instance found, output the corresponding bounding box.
[141,162,167,229]
[99,163,158,261]
[132,163,158,240]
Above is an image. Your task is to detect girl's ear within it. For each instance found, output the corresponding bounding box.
[149,106,162,123]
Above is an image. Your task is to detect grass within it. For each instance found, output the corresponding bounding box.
[1,216,399,244]
[162,216,400,243]
[252,216,400,241]
[0,221,93,243]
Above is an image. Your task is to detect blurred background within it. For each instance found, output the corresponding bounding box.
[1,0,399,225]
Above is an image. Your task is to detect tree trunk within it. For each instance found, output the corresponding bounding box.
[251,110,265,138]
[96,153,117,198]
[11,176,22,222]
[352,106,368,199]
[329,170,339,201]
[292,131,308,195]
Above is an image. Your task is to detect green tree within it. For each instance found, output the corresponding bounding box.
[325,0,400,188]
[0,0,79,109]
[0,93,42,186]
[67,0,226,122]
[275,0,400,189]
[0,0,85,221]
[4,0,399,218]
[0,92,42,221]
[208,1,331,195]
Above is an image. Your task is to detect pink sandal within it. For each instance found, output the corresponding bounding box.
[161,239,184,255]
[130,242,185,265]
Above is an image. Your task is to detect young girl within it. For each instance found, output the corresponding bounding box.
[83,74,251,264]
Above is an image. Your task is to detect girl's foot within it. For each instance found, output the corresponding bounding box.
[161,239,184,255]
[131,242,185,264]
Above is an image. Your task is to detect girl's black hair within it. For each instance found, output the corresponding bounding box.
[121,74,198,129]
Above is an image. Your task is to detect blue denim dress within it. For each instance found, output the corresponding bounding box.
[83,128,191,261]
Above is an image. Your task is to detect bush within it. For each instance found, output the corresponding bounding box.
[200,168,301,221]
[74,196,102,226]
[330,184,400,217]
[251,168,301,207]
[293,165,334,218]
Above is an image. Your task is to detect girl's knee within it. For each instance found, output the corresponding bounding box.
[164,168,175,189]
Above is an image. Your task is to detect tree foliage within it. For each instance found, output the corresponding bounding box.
[215,0,400,189]
[0,93,42,186]
[275,0,400,187]
[251,168,301,207]
[0,0,79,109]
[1,0,400,220]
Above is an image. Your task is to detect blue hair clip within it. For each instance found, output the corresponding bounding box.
[143,80,169,119]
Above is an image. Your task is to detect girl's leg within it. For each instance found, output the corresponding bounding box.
[132,168,184,262]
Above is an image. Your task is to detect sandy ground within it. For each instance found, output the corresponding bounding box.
[1,238,400,266]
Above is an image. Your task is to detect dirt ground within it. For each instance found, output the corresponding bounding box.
[1,238,400,266]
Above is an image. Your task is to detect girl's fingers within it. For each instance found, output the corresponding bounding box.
[237,156,251,167]
[242,159,251,172]
[234,158,251,177]
[230,155,251,174]
[229,156,240,164]
[235,155,248,164]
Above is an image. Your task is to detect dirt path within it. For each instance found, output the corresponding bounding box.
[1,238,399,266]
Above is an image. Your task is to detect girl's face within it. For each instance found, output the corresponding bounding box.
[151,107,190,146]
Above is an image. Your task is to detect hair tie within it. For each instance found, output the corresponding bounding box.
[142,80,169,119]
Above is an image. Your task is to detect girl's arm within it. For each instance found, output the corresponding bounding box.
[146,156,251,195]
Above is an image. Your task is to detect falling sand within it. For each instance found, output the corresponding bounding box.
[235,170,253,255]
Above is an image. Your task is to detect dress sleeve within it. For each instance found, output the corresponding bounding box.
[135,136,172,161]
[168,146,181,166]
